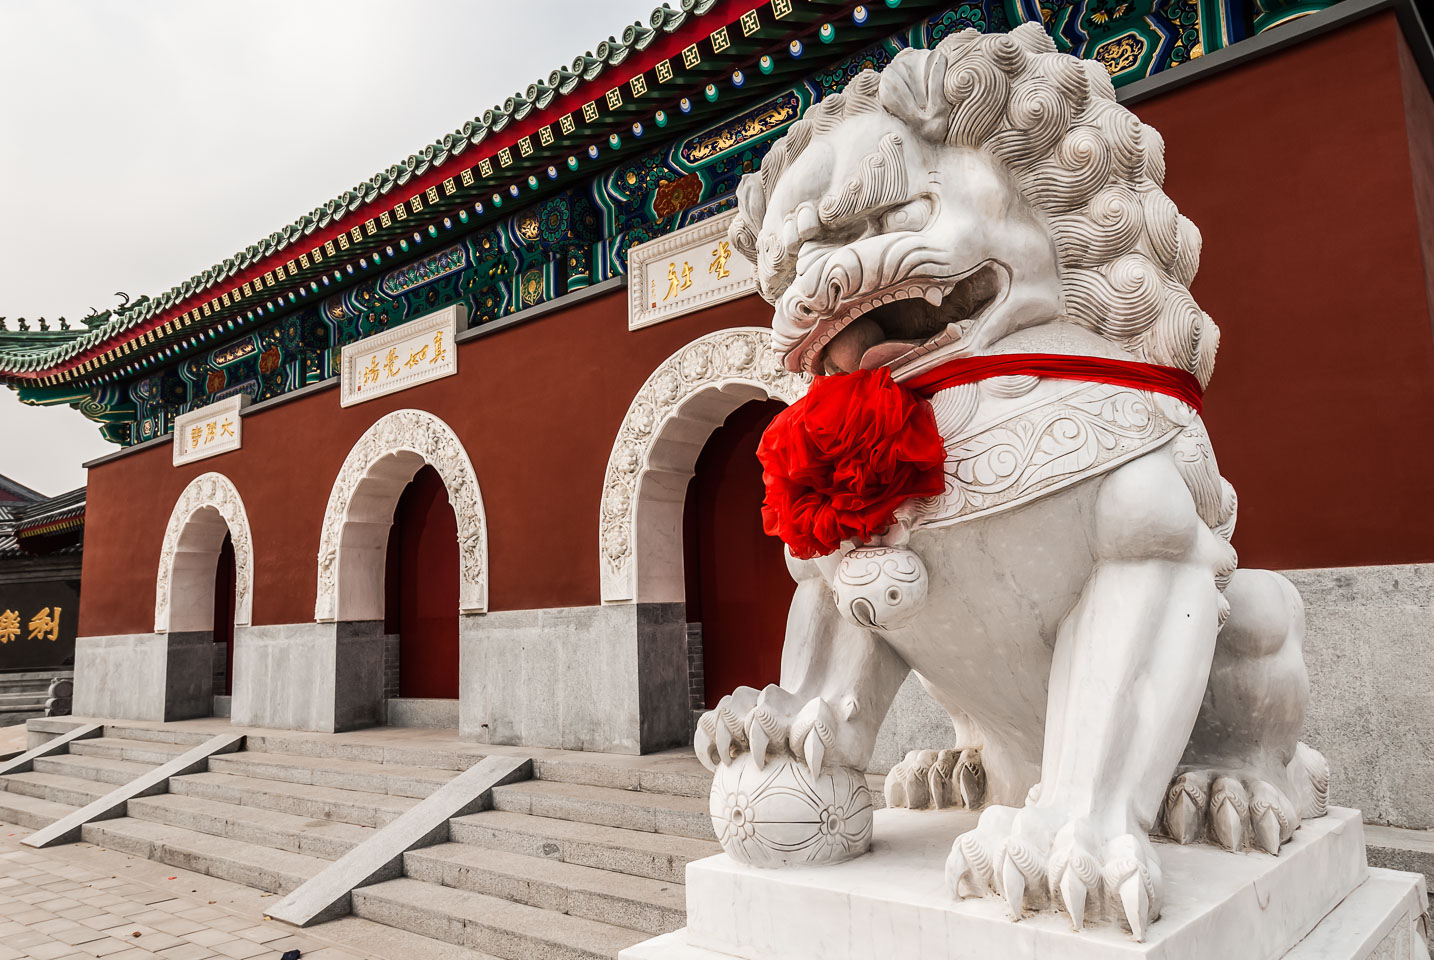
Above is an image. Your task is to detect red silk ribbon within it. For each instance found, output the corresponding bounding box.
[902,353,1204,413]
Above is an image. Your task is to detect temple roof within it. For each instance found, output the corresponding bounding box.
[0,480,83,558]
[0,0,892,388]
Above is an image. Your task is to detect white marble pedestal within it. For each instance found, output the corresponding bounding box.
[622,807,1429,960]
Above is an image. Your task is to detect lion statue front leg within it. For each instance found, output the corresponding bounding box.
[695,552,910,867]
[944,451,1223,938]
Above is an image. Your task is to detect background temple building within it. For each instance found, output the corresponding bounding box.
[0,0,1432,952]
[0,474,80,725]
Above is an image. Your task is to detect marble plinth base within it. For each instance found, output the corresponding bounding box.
[623,807,1430,960]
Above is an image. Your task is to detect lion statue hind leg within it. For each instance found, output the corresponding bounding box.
[1163,567,1330,855]
[883,687,989,810]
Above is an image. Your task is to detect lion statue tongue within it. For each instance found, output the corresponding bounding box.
[823,317,937,374]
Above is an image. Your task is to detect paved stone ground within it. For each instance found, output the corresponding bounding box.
[0,818,434,960]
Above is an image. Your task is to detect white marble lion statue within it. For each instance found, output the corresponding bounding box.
[694,22,1329,940]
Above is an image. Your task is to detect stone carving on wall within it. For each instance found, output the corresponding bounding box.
[315,408,486,621]
[154,471,254,633]
[599,326,807,604]
[695,24,1331,941]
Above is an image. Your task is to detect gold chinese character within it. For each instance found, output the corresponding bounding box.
[205,422,217,443]
[189,426,203,447]
[383,348,401,378]
[0,610,17,644]
[362,354,380,388]
[709,240,732,280]
[27,607,60,642]
[431,332,448,364]
[664,261,695,301]
[405,344,429,368]
[220,418,235,437]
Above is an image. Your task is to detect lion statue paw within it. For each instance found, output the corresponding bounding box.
[1162,741,1330,854]
[884,747,986,810]
[947,803,1164,939]
[696,684,875,866]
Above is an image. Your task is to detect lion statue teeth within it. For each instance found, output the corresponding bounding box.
[694,22,1329,940]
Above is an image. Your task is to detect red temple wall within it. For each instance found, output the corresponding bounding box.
[79,290,771,634]
[77,12,1434,638]
[1134,11,1434,572]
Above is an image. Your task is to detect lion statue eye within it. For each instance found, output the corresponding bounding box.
[880,196,934,233]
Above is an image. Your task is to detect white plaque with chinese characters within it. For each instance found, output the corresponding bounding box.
[173,394,249,466]
[340,304,462,407]
[628,208,757,330]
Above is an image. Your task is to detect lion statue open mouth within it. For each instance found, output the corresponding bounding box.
[694,23,1328,941]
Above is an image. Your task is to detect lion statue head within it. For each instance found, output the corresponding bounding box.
[729,23,1216,388]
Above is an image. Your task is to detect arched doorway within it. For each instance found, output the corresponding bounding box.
[315,408,486,623]
[599,327,809,723]
[383,465,460,699]
[152,472,253,718]
[213,533,235,697]
[683,398,793,707]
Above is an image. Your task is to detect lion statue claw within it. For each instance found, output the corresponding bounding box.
[695,23,1328,940]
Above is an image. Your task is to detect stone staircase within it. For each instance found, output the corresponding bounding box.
[1,720,724,958]
[81,727,461,896]
[350,754,721,960]
[0,723,201,828]
[0,670,71,726]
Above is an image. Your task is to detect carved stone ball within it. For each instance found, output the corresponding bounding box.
[708,752,874,868]
[832,545,929,630]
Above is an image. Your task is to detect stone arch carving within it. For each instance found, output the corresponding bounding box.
[315,408,486,622]
[600,326,808,604]
[155,472,254,633]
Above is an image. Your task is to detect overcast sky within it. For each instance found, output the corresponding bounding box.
[0,0,659,496]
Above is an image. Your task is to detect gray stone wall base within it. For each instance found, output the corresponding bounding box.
[867,562,1434,831]
[460,603,688,755]
[1291,563,1434,830]
[72,632,213,723]
[385,698,459,729]
[231,621,384,733]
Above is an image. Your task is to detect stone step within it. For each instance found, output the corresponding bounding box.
[321,914,504,960]
[532,754,710,800]
[169,771,418,828]
[404,843,685,936]
[81,816,328,894]
[126,792,376,861]
[242,731,478,772]
[1365,823,1434,890]
[0,771,111,807]
[96,722,218,746]
[352,877,649,960]
[0,788,72,829]
[207,750,455,799]
[489,780,715,841]
[69,735,192,765]
[450,810,719,885]
[32,753,155,786]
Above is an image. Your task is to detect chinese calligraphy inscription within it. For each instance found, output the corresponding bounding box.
[627,209,756,331]
[340,304,462,407]
[173,394,250,466]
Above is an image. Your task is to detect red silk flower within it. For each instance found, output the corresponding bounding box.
[757,367,947,559]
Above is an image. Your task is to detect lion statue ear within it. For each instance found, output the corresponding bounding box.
[730,174,765,268]
[878,49,949,142]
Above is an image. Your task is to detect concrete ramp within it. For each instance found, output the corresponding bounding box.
[268,753,531,926]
